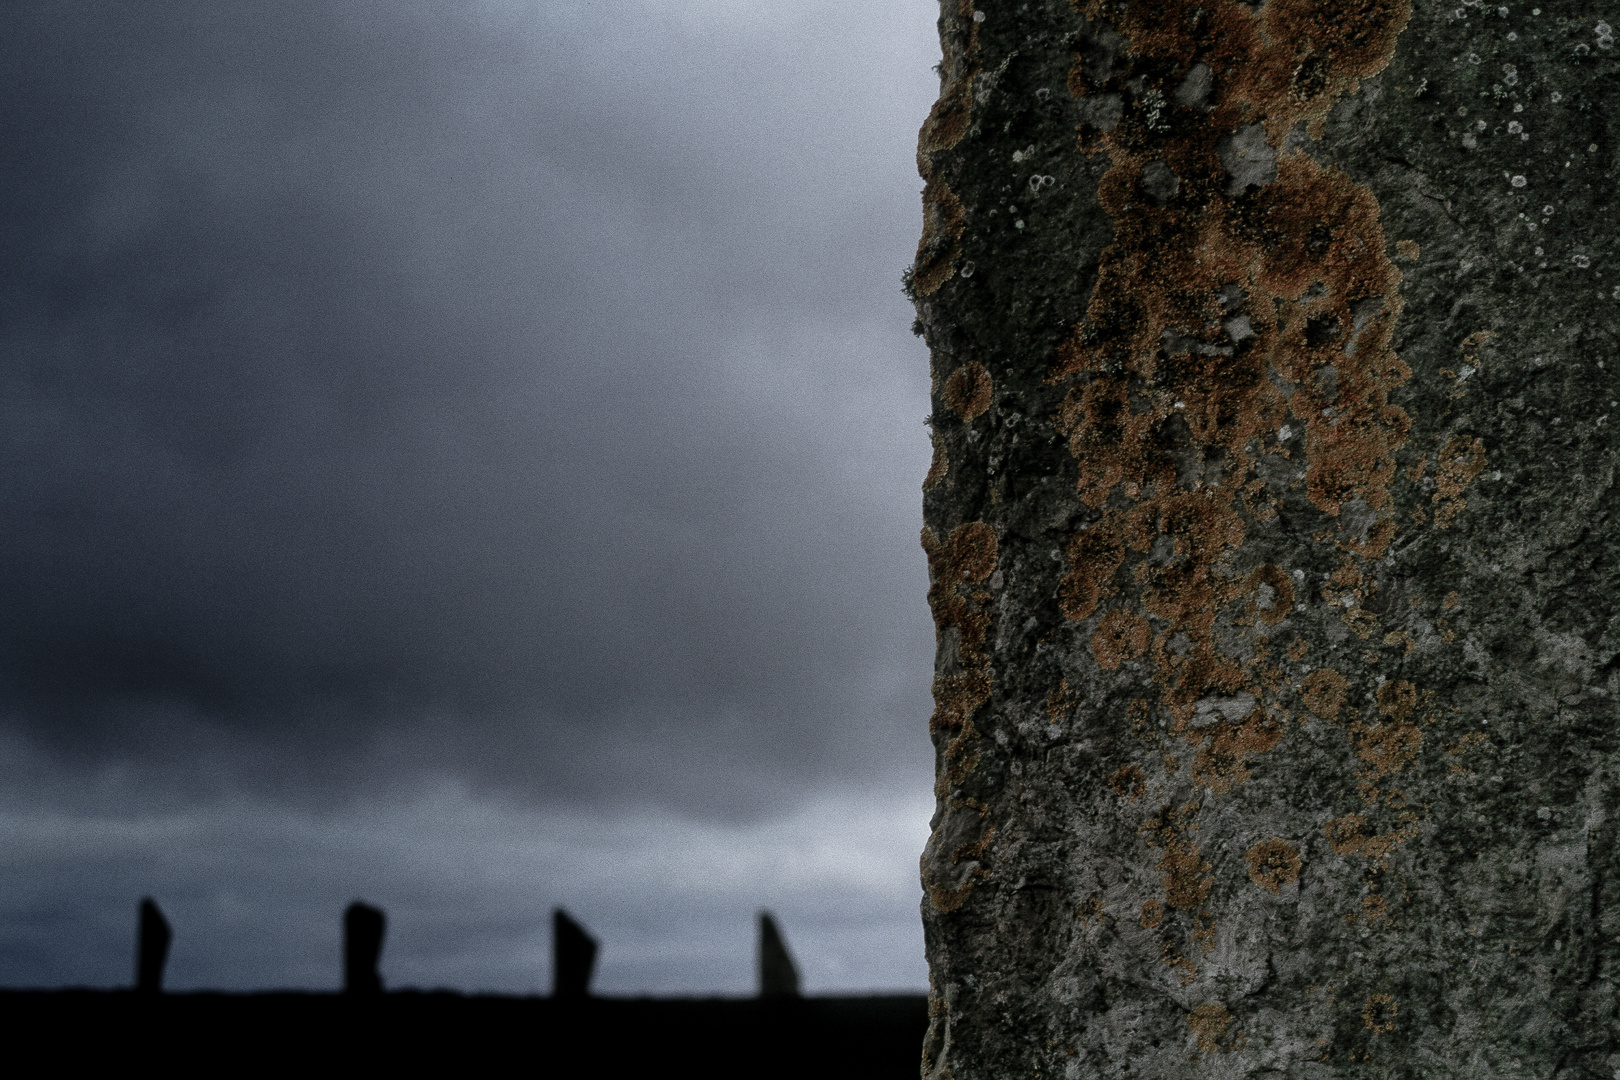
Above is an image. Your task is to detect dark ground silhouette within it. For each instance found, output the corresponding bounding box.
[0,990,929,1076]
[0,900,925,1077]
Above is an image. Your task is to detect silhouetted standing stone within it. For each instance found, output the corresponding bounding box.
[343,901,386,995]
[551,908,598,999]
[757,911,799,999]
[135,897,171,994]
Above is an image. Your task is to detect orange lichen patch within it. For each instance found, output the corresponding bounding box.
[1192,710,1283,793]
[1162,940,1199,984]
[1458,329,1496,368]
[1245,837,1303,894]
[1188,1002,1235,1054]
[1395,239,1420,261]
[1301,669,1349,719]
[944,362,993,422]
[1362,993,1398,1034]
[1192,909,1218,954]
[1359,892,1390,923]
[1077,894,1109,927]
[922,522,996,747]
[1141,898,1164,929]
[1111,763,1147,799]
[1286,638,1310,662]
[917,0,979,155]
[924,798,995,913]
[1046,679,1075,722]
[1432,434,1486,528]
[1093,609,1152,669]
[1326,813,1368,855]
[1059,524,1126,621]
[922,519,999,910]
[1247,564,1295,625]
[913,176,966,297]
[1446,731,1491,774]
[1443,591,1461,610]
[912,0,979,296]
[923,431,948,490]
[1045,0,1414,814]
[1142,803,1214,910]
[1377,679,1417,720]
[1336,813,1418,862]
[1349,718,1422,780]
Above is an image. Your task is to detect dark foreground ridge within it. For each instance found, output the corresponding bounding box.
[0,989,929,1077]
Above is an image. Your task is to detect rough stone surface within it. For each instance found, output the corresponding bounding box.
[910,1,1620,1076]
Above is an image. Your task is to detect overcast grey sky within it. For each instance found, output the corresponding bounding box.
[0,0,940,993]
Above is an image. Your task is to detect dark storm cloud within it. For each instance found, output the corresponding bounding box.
[0,0,938,813]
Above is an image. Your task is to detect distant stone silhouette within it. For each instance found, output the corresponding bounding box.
[551,908,598,999]
[135,897,172,994]
[757,912,799,999]
[343,902,386,995]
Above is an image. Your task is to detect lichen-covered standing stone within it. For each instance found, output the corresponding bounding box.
[911,1,1620,1074]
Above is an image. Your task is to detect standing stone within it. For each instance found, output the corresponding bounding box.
[911,0,1620,1074]
[343,901,386,995]
[135,897,171,994]
[758,911,801,999]
[552,908,599,999]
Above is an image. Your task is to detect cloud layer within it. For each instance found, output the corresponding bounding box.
[0,0,940,989]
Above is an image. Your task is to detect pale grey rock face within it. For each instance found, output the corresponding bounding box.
[910,0,1620,1076]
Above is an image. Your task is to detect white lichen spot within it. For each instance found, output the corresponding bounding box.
[1538,806,1552,820]
[1511,175,1528,187]
[1457,106,1469,116]
[972,9,985,22]
[1462,132,1478,149]
[1574,254,1592,268]
[960,260,976,279]
[1508,120,1524,134]
[1015,219,1025,230]
[1612,284,1620,299]
[1552,91,1563,102]
[1590,143,1600,152]
[1468,52,1482,63]
[1279,424,1294,441]
[1498,5,1508,13]
[1575,43,1590,54]
[1536,246,1545,255]
[1542,204,1554,215]
[1508,30,1519,40]
[1459,365,1476,381]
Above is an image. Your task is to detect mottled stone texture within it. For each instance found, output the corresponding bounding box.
[911,1,1620,1076]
